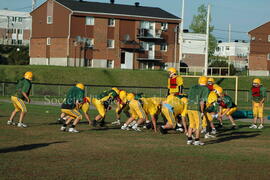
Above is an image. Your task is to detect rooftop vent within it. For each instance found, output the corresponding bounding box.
[135,2,140,7]
[110,0,115,4]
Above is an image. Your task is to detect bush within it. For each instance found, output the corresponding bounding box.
[0,45,29,65]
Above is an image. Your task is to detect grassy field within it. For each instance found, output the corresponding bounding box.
[1,101,270,179]
[1,65,270,90]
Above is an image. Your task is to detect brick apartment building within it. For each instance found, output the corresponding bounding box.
[30,0,181,69]
[0,10,31,46]
[248,21,270,76]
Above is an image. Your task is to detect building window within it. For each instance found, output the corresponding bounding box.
[140,42,149,50]
[11,39,17,45]
[47,16,53,24]
[47,38,51,45]
[160,43,167,51]
[268,53,270,60]
[268,35,270,42]
[108,18,115,26]
[17,40,22,45]
[161,22,168,30]
[86,39,94,47]
[251,36,256,41]
[107,40,114,48]
[12,29,17,34]
[86,16,94,25]
[17,29,23,34]
[226,46,230,50]
[107,60,114,68]
[11,17,17,22]
[216,47,220,52]
[18,17,23,22]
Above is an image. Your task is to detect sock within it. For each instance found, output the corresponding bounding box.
[195,138,199,141]
[146,120,150,123]
[187,137,192,141]
[123,123,128,127]
[63,124,67,127]
[212,128,216,131]
[71,125,75,128]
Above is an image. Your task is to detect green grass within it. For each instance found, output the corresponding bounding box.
[0,102,270,179]
[1,65,270,90]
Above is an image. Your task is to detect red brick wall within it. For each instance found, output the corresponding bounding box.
[183,54,205,67]
[249,22,270,71]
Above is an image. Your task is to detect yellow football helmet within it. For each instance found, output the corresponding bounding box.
[253,78,261,85]
[24,71,33,80]
[126,93,135,101]
[76,83,85,90]
[208,77,215,84]
[119,90,127,103]
[198,76,208,85]
[167,67,177,74]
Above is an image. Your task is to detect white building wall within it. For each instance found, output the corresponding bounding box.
[182,33,206,55]
[214,42,249,57]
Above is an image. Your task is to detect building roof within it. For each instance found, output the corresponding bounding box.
[55,0,180,20]
[248,21,270,34]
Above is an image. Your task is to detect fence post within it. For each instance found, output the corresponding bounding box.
[2,83,5,96]
[58,85,61,97]
[246,91,248,103]
[85,86,88,97]
[32,84,34,96]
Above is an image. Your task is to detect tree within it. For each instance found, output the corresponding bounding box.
[189,4,217,56]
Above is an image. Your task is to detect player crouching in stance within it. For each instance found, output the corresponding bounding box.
[160,94,188,135]
[249,78,266,129]
[59,97,91,126]
[92,87,120,127]
[187,76,210,146]
[121,93,147,131]
[167,67,184,95]
[8,71,33,128]
[202,91,219,138]
[60,83,85,133]
[217,87,237,129]
[111,90,128,126]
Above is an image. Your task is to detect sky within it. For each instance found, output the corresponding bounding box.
[1,0,270,41]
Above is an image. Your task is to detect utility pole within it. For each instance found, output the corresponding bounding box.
[228,24,231,42]
[178,0,185,71]
[204,4,211,76]
[32,0,37,11]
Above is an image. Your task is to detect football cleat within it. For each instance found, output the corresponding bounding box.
[68,128,79,133]
[111,120,121,125]
[7,120,16,126]
[121,126,130,131]
[17,122,27,128]
[193,141,205,146]
[60,126,66,131]
[187,140,193,145]
[159,126,168,134]
[257,124,264,129]
[92,120,97,127]
[211,129,217,135]
[204,133,216,139]
[249,124,257,129]
[201,128,207,134]
[132,126,141,131]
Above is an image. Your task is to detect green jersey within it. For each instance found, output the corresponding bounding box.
[251,85,266,103]
[187,85,209,111]
[97,89,118,103]
[14,78,32,101]
[205,102,219,113]
[220,95,236,108]
[62,86,85,109]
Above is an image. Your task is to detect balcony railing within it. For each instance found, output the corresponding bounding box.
[137,29,164,40]
[120,40,141,50]
[137,51,165,61]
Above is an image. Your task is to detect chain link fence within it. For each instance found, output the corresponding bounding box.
[0,82,269,108]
